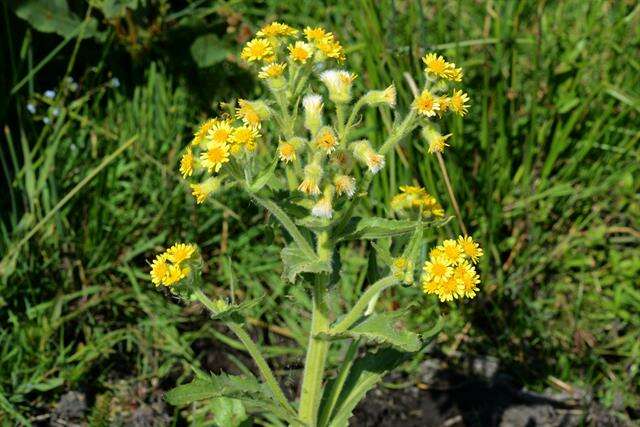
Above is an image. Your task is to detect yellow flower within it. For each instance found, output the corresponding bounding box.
[236,99,261,127]
[429,247,444,259]
[191,178,220,204]
[441,239,465,266]
[422,278,440,295]
[200,142,230,173]
[150,254,169,286]
[315,127,339,153]
[436,96,450,115]
[207,120,233,145]
[258,62,286,79]
[450,89,470,116]
[288,41,313,63]
[164,264,190,286]
[166,243,196,264]
[413,90,440,117]
[448,66,463,82]
[437,276,462,302]
[363,85,396,108]
[423,255,453,282]
[192,118,217,146]
[334,175,356,198]
[230,125,260,151]
[457,235,484,263]
[241,38,274,62]
[179,149,194,178]
[454,261,480,298]
[391,185,444,218]
[422,53,453,79]
[256,22,298,38]
[315,36,345,61]
[278,142,296,163]
[303,26,330,43]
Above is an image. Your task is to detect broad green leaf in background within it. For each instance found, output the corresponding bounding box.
[12,0,98,38]
[190,34,230,68]
[93,0,140,19]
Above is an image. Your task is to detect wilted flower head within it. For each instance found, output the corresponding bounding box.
[334,174,356,198]
[391,185,444,218]
[422,127,451,154]
[311,187,334,218]
[352,140,385,174]
[298,162,323,196]
[303,94,324,133]
[320,70,357,103]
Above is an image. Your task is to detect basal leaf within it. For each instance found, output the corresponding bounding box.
[165,373,265,406]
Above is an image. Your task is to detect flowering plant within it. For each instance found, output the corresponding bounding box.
[149,22,482,426]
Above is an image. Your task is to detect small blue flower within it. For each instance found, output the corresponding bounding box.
[44,90,56,99]
[52,107,61,117]
[26,103,36,114]
[43,117,51,124]
[110,77,121,88]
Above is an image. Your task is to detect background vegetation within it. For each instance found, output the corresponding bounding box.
[1,0,638,425]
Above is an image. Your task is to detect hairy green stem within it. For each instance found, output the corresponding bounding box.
[193,290,296,418]
[298,276,331,425]
[331,276,397,334]
[317,339,359,427]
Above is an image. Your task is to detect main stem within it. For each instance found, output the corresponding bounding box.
[298,275,331,426]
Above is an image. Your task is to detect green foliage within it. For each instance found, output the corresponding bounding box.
[281,243,332,282]
[1,0,639,424]
[318,312,421,352]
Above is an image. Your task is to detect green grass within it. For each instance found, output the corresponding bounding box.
[1,0,639,424]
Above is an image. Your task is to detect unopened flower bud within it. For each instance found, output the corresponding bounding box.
[320,70,357,103]
[363,85,396,108]
[303,94,324,134]
[190,177,222,204]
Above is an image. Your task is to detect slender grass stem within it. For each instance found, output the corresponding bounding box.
[436,152,468,235]
[298,276,331,426]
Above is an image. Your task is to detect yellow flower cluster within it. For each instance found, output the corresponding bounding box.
[422,236,483,302]
[240,22,345,66]
[150,243,197,286]
[413,53,470,117]
[391,185,444,219]
[180,100,270,203]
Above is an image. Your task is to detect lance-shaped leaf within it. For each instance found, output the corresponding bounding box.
[248,157,278,193]
[166,373,297,423]
[317,312,421,352]
[281,243,331,282]
[326,348,414,427]
[165,373,265,406]
[335,216,452,242]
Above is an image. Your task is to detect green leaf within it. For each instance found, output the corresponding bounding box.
[165,374,265,406]
[281,244,331,282]
[210,397,249,427]
[248,157,278,193]
[210,296,265,321]
[93,0,139,19]
[327,348,414,427]
[190,34,230,68]
[335,217,419,242]
[318,312,421,352]
[12,0,98,38]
